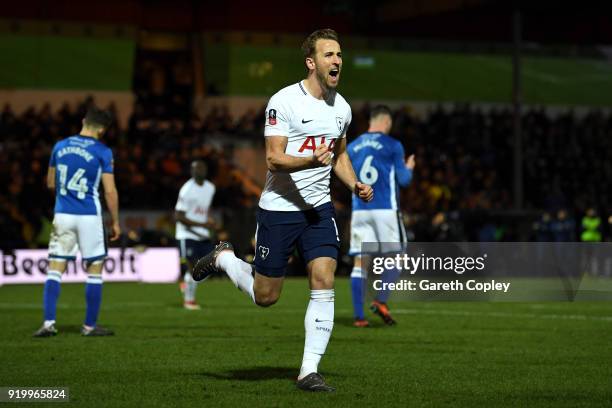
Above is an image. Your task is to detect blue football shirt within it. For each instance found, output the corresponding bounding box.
[348,132,412,210]
[49,135,113,215]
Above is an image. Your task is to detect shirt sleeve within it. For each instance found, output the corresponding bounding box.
[341,108,352,138]
[264,94,291,137]
[393,141,413,187]
[101,147,114,173]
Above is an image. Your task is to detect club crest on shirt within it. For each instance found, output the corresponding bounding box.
[258,245,270,260]
[336,116,344,133]
[268,109,277,126]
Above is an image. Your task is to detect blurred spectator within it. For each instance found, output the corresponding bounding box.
[581,208,602,242]
[550,209,576,242]
[3,97,610,247]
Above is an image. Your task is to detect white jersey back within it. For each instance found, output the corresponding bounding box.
[260,81,352,211]
[175,179,215,240]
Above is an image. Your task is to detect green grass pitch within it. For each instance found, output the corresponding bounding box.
[1,278,611,407]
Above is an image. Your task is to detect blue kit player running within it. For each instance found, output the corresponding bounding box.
[347,105,415,327]
[34,107,121,337]
[192,29,373,392]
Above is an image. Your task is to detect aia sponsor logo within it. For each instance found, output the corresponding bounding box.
[298,136,336,153]
[194,207,207,216]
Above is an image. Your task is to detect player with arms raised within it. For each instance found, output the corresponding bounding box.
[192,29,373,392]
[348,105,415,326]
[34,107,121,337]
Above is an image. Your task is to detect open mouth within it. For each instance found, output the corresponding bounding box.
[329,68,340,79]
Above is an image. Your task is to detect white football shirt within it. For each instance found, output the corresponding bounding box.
[175,179,216,240]
[259,81,352,211]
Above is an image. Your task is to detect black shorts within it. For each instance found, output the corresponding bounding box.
[178,239,215,265]
[253,202,340,278]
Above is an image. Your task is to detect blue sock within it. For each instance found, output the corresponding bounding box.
[43,270,62,322]
[350,267,365,320]
[375,267,401,304]
[84,274,103,327]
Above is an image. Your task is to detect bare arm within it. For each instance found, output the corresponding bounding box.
[333,138,374,202]
[101,173,121,240]
[175,210,216,230]
[265,136,330,172]
[332,138,357,192]
[47,167,56,191]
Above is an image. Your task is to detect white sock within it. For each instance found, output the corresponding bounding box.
[183,272,197,302]
[44,320,56,328]
[299,289,334,380]
[216,251,255,303]
[350,266,364,278]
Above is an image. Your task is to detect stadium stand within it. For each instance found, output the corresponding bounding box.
[2,97,612,250]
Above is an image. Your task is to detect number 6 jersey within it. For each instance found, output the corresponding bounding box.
[49,135,113,215]
[347,132,412,211]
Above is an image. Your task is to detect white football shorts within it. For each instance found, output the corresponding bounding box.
[349,209,407,255]
[48,213,107,261]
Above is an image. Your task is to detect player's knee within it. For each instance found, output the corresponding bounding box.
[254,291,280,307]
[310,273,334,290]
[85,259,104,273]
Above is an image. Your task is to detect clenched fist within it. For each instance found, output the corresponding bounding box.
[355,182,373,202]
[313,143,332,166]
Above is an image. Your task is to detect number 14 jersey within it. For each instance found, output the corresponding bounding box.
[49,135,114,215]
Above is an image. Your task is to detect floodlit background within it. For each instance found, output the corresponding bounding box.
[1,2,612,407]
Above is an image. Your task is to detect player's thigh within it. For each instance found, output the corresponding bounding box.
[349,210,379,255]
[306,257,337,290]
[48,214,79,261]
[374,210,406,253]
[177,239,190,270]
[253,207,303,279]
[253,272,285,299]
[76,215,107,262]
[297,203,340,289]
[297,203,340,261]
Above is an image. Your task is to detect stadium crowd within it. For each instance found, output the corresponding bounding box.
[1,97,611,249]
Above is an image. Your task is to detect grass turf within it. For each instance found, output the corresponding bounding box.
[1,278,611,407]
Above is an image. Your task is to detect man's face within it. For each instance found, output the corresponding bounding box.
[312,39,342,89]
[191,161,207,181]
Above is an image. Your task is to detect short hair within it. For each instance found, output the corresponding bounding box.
[191,159,207,167]
[370,105,392,121]
[84,107,113,129]
[301,28,340,62]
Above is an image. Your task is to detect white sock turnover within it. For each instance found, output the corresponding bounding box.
[216,251,255,303]
[299,289,334,380]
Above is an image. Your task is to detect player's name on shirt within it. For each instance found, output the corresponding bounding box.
[56,146,95,162]
[351,138,384,152]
